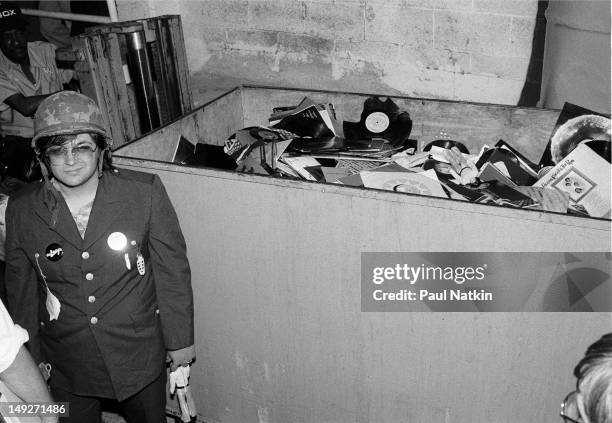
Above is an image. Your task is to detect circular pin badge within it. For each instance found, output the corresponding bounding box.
[45,243,64,261]
[107,232,128,251]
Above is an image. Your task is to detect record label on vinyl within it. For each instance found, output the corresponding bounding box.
[365,112,390,134]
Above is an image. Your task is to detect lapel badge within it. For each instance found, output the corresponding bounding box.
[107,232,128,251]
[45,243,63,261]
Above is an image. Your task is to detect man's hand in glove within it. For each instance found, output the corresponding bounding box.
[167,345,196,371]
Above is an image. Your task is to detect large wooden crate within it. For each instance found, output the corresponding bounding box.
[72,15,192,148]
[114,86,611,423]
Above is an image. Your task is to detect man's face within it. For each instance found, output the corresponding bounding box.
[47,134,101,190]
[0,28,27,63]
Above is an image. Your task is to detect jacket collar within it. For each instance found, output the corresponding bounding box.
[33,171,128,250]
[82,170,127,249]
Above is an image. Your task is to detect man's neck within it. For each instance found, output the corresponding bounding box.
[53,176,99,209]
[14,55,29,67]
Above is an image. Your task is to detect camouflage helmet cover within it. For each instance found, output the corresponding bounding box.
[32,91,112,149]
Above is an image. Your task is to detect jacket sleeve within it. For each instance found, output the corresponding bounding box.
[4,199,42,363]
[148,175,194,350]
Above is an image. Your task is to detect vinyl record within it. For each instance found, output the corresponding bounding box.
[550,114,611,163]
[539,102,611,166]
[343,97,412,146]
[287,137,346,154]
[423,139,470,155]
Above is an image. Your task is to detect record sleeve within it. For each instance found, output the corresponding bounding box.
[343,97,412,146]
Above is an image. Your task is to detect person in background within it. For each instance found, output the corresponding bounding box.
[0,297,58,423]
[5,91,195,423]
[38,1,72,49]
[561,333,612,423]
[0,1,74,182]
[39,1,111,50]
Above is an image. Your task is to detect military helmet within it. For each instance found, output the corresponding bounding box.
[32,91,111,149]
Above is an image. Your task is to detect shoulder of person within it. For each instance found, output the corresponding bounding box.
[107,168,158,186]
[27,41,58,66]
[6,180,45,208]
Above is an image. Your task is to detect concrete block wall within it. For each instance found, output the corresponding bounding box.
[116,0,538,106]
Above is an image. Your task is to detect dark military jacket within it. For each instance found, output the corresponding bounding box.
[5,169,194,401]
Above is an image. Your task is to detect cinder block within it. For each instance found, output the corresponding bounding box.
[368,0,472,11]
[434,11,511,55]
[330,57,391,90]
[365,5,434,47]
[277,33,334,56]
[247,0,306,33]
[116,1,151,20]
[378,62,456,100]
[194,29,228,49]
[183,28,226,53]
[144,0,180,16]
[304,1,365,40]
[511,16,536,39]
[470,53,530,80]
[473,0,538,17]
[226,30,279,53]
[399,46,469,73]
[329,58,420,97]
[333,40,399,63]
[508,16,536,58]
[507,35,533,58]
[198,0,248,29]
[183,30,227,74]
[454,73,523,104]
[192,51,282,84]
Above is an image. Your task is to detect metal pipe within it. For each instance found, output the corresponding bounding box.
[21,8,112,24]
[126,31,160,133]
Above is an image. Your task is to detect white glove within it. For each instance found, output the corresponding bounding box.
[169,365,197,422]
[169,365,190,394]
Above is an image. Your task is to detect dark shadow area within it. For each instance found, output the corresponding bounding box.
[518,0,549,107]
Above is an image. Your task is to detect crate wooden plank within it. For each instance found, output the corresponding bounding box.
[107,33,139,145]
[72,36,121,144]
[84,21,142,35]
[147,32,169,124]
[89,35,123,146]
[161,17,184,121]
[72,37,100,110]
[168,16,192,114]
[91,34,137,146]
[149,18,180,124]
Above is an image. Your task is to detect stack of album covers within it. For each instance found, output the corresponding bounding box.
[197,97,611,219]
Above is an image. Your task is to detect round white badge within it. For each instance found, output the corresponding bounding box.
[365,112,390,134]
[107,232,128,251]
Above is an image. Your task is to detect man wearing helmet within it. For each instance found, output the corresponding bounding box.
[4,91,195,423]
